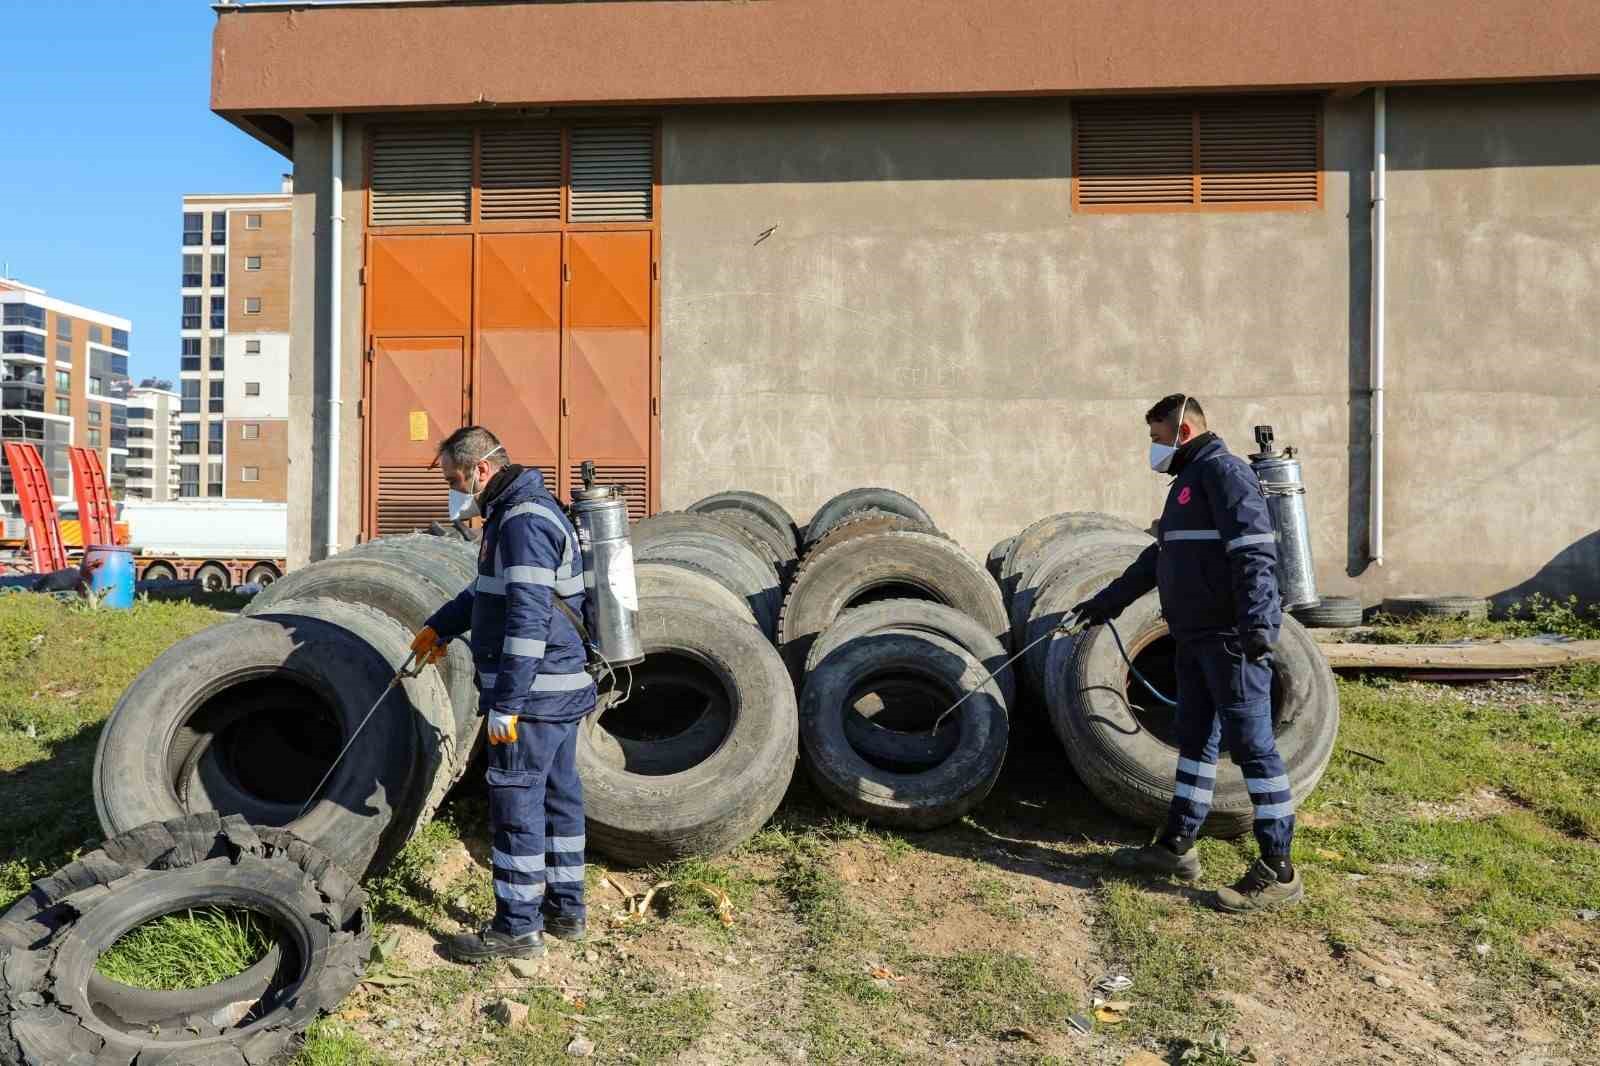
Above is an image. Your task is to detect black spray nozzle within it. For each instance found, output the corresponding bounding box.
[580,460,596,490]
[1253,425,1276,456]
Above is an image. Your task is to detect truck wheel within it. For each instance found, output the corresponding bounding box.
[686,490,802,554]
[195,562,231,592]
[803,487,936,550]
[245,563,280,586]
[0,814,368,1066]
[141,561,177,582]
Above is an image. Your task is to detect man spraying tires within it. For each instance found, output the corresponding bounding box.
[410,426,596,959]
[1072,395,1302,913]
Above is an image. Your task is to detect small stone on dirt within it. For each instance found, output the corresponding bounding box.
[417,1017,439,1032]
[490,998,529,1028]
[583,948,599,963]
[382,1018,403,1031]
[507,958,542,979]
[1474,943,1493,957]
[566,1035,595,1057]
[1371,974,1394,989]
[1577,909,1598,922]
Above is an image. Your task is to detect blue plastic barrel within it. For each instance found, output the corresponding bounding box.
[84,545,135,609]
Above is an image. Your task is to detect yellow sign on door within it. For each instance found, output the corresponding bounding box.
[408,411,428,441]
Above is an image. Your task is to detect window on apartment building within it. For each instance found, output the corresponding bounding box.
[241,466,260,483]
[87,407,101,426]
[182,253,203,288]
[244,381,261,397]
[55,317,71,339]
[54,370,70,392]
[3,304,45,328]
[207,461,223,497]
[182,296,201,330]
[209,296,225,329]
[180,338,200,372]
[1072,95,1321,213]
[183,212,203,246]
[244,297,261,315]
[55,397,70,416]
[246,214,262,230]
[209,380,224,413]
[111,328,128,350]
[245,256,261,271]
[209,336,224,357]
[180,422,200,454]
[209,419,224,442]
[180,467,199,497]
[244,340,261,355]
[210,254,226,288]
[87,428,101,447]
[88,376,103,396]
[54,341,70,364]
[210,211,227,245]
[3,332,45,356]
[242,423,260,440]
[89,326,102,344]
[210,354,224,372]
[181,379,200,413]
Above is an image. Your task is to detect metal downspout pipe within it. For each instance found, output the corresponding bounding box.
[325,114,344,560]
[1370,89,1386,567]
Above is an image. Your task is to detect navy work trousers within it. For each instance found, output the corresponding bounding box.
[1163,637,1295,857]
[485,716,587,936]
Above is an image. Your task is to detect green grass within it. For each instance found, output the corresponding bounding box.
[1094,880,1234,1040]
[646,855,757,936]
[363,815,462,926]
[0,596,226,905]
[96,906,274,991]
[290,1020,396,1066]
[970,875,1025,922]
[1360,593,1600,645]
[929,950,1075,1038]
[484,970,715,1065]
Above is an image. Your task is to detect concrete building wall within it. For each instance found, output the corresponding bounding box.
[658,86,1600,604]
[225,334,290,418]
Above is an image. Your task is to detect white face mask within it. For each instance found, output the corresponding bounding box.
[1148,396,1190,473]
[447,445,505,520]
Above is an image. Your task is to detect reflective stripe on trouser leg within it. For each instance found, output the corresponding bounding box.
[1223,652,1294,856]
[540,717,587,921]
[486,727,548,937]
[1163,640,1224,843]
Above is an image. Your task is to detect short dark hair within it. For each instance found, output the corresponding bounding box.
[437,425,507,470]
[1145,393,1206,426]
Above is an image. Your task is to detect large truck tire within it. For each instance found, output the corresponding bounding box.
[1044,594,1339,837]
[578,597,798,865]
[803,487,936,550]
[1380,595,1490,621]
[779,530,1009,680]
[801,508,939,562]
[632,517,782,639]
[243,555,481,758]
[1020,544,1148,697]
[986,536,1014,589]
[1292,595,1364,628]
[635,559,761,627]
[696,507,800,584]
[801,632,1007,829]
[686,490,802,554]
[0,814,368,1066]
[999,511,1143,596]
[93,610,430,879]
[1009,529,1152,652]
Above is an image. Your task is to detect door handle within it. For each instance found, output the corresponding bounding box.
[561,397,569,417]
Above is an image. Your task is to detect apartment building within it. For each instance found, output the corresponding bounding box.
[180,184,290,501]
[0,279,131,511]
[125,385,181,500]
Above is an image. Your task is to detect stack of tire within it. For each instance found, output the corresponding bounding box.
[994,511,1341,837]
[780,489,1013,829]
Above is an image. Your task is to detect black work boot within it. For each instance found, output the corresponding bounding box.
[1110,837,1201,882]
[1214,858,1304,914]
[543,914,587,942]
[444,924,546,963]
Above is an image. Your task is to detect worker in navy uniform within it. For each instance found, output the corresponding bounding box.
[410,426,596,959]
[1073,395,1302,912]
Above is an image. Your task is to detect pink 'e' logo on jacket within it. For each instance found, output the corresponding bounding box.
[1178,487,1192,505]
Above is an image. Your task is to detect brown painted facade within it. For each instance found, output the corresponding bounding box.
[212,0,1600,150]
[224,418,288,501]
[228,210,291,333]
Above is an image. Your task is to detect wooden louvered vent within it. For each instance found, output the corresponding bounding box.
[1074,96,1320,212]
[568,126,654,222]
[370,127,473,225]
[480,126,562,221]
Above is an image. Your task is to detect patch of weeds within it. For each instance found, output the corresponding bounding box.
[486,986,573,1065]
[291,1020,396,1066]
[96,906,273,991]
[1362,594,1600,645]
[420,965,476,1009]
[795,995,909,1066]
[441,864,495,926]
[971,875,1024,922]
[647,855,756,935]
[1547,662,1600,697]
[364,816,461,926]
[929,950,1074,1038]
[818,966,896,1006]
[589,974,714,1062]
[1177,1030,1259,1065]
[1095,881,1234,1040]
[776,849,862,947]
[1462,933,1600,1037]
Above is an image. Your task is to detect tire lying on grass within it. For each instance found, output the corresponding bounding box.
[1043,591,1338,837]
[778,529,1009,681]
[93,601,449,879]
[1379,594,1489,622]
[0,813,368,1066]
[1292,595,1364,629]
[577,596,798,866]
[801,631,1008,829]
[803,487,935,550]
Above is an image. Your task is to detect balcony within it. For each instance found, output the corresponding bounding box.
[181,357,201,373]
[1,383,45,413]
[182,316,201,330]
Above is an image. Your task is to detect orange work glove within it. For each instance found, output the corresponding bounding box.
[486,712,519,745]
[410,625,446,665]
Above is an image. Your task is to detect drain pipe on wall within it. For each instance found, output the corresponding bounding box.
[1369,88,1387,567]
[325,114,344,561]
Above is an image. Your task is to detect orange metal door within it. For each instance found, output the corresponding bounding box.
[564,231,653,519]
[369,337,467,534]
[476,233,562,491]
[368,235,472,336]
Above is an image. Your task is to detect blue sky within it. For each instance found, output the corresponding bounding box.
[0,0,288,385]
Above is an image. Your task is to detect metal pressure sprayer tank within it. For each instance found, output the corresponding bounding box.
[570,461,645,667]
[1248,426,1320,611]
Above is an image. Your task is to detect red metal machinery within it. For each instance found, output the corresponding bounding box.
[68,446,117,548]
[3,442,68,573]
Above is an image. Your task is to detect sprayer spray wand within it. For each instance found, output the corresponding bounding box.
[297,650,426,819]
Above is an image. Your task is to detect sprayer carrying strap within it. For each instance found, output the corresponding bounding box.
[552,596,598,659]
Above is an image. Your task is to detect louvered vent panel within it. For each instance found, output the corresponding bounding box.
[571,463,648,522]
[480,127,562,220]
[1198,99,1319,204]
[377,466,450,534]
[568,126,654,222]
[1074,104,1194,206]
[370,127,472,225]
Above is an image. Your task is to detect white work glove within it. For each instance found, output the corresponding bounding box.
[487,712,519,746]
